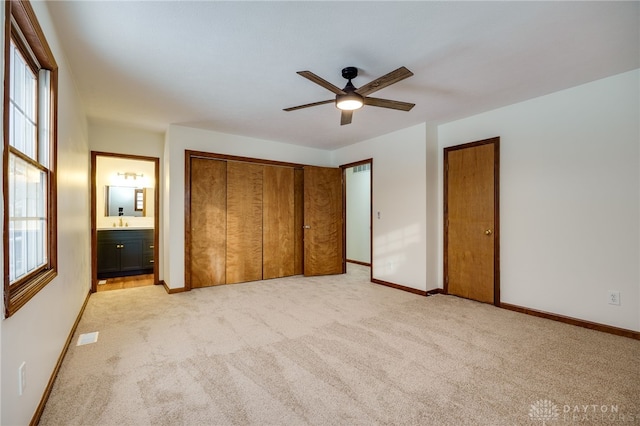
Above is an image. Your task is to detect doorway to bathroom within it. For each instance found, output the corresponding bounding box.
[91,152,160,292]
[342,159,372,273]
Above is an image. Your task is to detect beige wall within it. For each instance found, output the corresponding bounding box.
[439,70,639,331]
[89,119,164,159]
[332,123,430,291]
[0,3,91,425]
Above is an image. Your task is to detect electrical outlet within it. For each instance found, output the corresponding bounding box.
[18,362,26,396]
[608,291,620,306]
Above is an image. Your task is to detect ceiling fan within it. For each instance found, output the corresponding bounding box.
[283,66,415,125]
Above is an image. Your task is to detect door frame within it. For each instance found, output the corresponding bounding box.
[443,137,500,306]
[340,158,373,280]
[90,151,160,292]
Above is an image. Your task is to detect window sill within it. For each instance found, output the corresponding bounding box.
[5,268,57,318]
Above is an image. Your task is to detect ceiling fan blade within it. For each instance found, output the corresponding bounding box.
[297,71,346,95]
[364,97,415,111]
[355,66,414,97]
[340,110,353,126]
[283,99,334,112]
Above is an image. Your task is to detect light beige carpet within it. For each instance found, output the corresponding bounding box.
[40,264,639,425]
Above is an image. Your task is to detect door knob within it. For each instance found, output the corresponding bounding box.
[303,225,311,229]
[485,229,493,236]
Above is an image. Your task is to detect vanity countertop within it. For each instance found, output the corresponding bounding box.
[97,226,154,231]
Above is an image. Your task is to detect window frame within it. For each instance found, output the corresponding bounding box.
[3,0,58,317]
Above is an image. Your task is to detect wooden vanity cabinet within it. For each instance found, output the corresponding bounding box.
[97,229,154,278]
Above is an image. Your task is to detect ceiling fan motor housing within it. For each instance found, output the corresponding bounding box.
[341,67,358,80]
[341,67,359,95]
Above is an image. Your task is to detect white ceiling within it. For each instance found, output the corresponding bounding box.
[46,1,639,150]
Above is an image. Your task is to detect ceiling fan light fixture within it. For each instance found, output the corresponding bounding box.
[336,93,364,111]
[284,66,414,124]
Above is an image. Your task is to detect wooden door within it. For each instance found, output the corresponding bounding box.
[444,138,499,304]
[190,158,227,288]
[263,165,295,279]
[226,161,264,284]
[293,168,304,275]
[303,166,344,276]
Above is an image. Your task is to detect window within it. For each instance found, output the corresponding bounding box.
[3,0,57,317]
[134,189,144,212]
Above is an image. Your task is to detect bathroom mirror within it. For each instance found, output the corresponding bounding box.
[105,186,153,217]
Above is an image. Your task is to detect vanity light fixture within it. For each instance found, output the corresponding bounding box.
[118,172,143,180]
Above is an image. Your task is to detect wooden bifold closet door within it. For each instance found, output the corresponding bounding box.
[189,158,227,288]
[226,161,264,284]
[262,166,295,279]
[189,158,300,287]
[188,153,343,289]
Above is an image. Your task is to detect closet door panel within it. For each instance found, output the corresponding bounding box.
[190,158,227,287]
[226,162,263,284]
[293,168,304,275]
[263,166,295,279]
